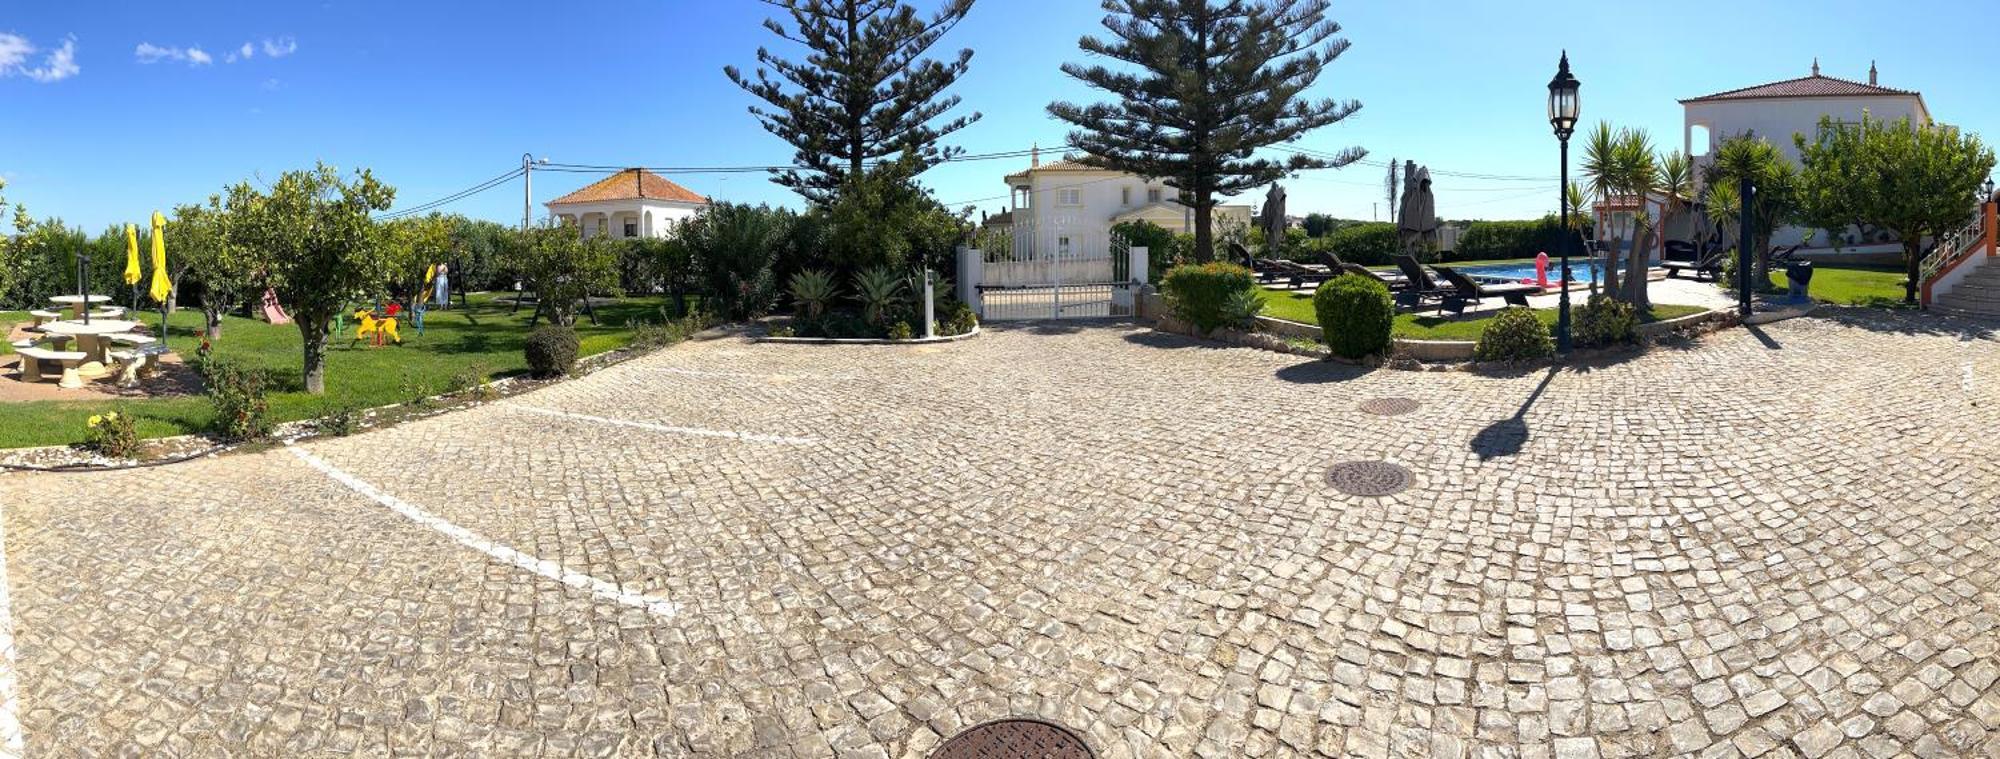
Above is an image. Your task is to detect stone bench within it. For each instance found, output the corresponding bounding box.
[105,333,156,347]
[16,347,87,388]
[90,307,127,319]
[27,310,61,328]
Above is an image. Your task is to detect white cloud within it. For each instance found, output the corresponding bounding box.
[136,42,214,66]
[260,36,296,58]
[1,32,80,83]
[152,36,292,66]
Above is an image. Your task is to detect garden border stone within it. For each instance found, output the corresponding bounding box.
[754,326,981,346]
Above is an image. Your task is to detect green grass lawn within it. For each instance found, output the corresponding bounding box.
[0,293,683,449]
[1256,289,1706,341]
[1769,264,1912,307]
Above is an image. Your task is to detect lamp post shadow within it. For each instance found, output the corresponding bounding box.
[1471,367,1560,461]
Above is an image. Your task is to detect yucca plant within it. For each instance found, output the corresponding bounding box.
[853,266,907,326]
[788,268,838,319]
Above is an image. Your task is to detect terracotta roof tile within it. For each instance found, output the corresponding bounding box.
[547,169,708,205]
[1680,74,1918,104]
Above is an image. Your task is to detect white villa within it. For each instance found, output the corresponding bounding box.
[547,168,710,240]
[1679,59,1932,249]
[997,154,1252,258]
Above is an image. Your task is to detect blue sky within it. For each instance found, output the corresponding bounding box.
[3,0,1992,232]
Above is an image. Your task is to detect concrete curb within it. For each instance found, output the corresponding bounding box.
[753,326,982,345]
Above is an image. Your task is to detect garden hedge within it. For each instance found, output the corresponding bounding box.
[1313,273,1394,359]
[1161,262,1256,333]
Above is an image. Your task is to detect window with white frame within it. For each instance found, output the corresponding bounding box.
[1147,187,1163,203]
[624,221,639,237]
[1121,186,1131,206]
[1057,188,1082,206]
[1058,236,1072,256]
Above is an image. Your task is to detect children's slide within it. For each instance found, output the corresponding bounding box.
[260,288,292,325]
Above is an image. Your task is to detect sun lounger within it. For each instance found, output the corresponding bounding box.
[1662,238,1729,281]
[1393,255,1460,311]
[1338,263,1411,292]
[1434,266,1540,314]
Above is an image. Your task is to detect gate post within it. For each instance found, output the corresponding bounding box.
[923,270,936,339]
[957,245,982,317]
[1129,246,1149,286]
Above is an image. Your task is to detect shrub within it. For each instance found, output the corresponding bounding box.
[1323,223,1399,266]
[1222,288,1264,330]
[1161,262,1256,333]
[1574,295,1638,347]
[1474,308,1555,362]
[204,361,271,441]
[1313,273,1395,359]
[84,411,139,458]
[318,403,363,437]
[524,325,580,378]
[788,268,838,319]
[1456,217,1565,261]
[768,324,796,338]
[939,300,977,335]
[853,266,908,326]
[1112,220,1178,283]
[886,321,914,341]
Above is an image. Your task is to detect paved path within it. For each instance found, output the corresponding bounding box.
[2,310,1999,757]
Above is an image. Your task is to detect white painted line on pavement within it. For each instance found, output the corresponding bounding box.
[510,405,818,445]
[0,504,24,758]
[289,447,680,619]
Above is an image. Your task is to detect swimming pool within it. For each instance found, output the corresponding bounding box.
[1458,261,1616,285]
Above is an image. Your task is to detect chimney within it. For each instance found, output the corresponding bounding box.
[1870,61,1878,85]
[1031,143,1040,168]
[1811,57,1820,77]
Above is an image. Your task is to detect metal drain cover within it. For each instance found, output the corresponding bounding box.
[1359,397,1421,416]
[1326,461,1414,496]
[933,719,1094,759]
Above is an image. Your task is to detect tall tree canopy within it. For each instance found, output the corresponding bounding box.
[1048,0,1364,262]
[1794,114,1995,303]
[224,164,395,394]
[725,0,981,204]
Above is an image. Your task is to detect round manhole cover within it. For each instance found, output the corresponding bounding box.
[932,719,1094,759]
[1359,397,1421,416]
[1326,461,1414,496]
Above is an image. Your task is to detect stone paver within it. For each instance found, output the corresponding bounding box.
[1,308,1998,756]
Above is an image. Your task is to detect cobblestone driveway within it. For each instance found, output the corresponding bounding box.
[3,310,2000,757]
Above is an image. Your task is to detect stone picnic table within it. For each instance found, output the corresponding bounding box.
[48,294,113,319]
[37,319,141,378]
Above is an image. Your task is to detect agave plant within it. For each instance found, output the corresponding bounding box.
[853,266,907,326]
[787,268,837,319]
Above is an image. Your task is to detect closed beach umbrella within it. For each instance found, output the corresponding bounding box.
[148,210,171,304]
[123,224,141,286]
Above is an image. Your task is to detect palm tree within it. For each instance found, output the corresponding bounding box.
[1615,130,1660,310]
[1579,123,1621,296]
[1704,180,1741,287]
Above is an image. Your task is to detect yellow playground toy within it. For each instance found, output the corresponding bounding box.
[352,307,402,347]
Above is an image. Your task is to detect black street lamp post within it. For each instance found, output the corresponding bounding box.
[1548,52,1581,352]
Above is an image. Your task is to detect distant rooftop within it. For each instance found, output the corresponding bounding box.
[547,168,708,205]
[1680,60,1919,104]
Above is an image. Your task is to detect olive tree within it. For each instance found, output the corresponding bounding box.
[224,164,396,394]
[1795,114,1995,303]
[510,223,620,327]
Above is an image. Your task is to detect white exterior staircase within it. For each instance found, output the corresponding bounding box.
[1920,202,1997,316]
[1932,256,2000,317]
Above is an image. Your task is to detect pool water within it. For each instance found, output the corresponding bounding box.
[1458,262,1615,285]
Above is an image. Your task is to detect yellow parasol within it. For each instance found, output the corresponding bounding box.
[148,211,171,304]
[123,224,142,286]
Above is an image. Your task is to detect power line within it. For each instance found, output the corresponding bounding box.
[379,167,525,221]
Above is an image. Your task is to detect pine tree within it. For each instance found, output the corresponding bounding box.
[1048,0,1364,262]
[725,0,981,204]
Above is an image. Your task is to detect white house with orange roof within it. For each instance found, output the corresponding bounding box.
[546,168,710,240]
[1678,60,1933,249]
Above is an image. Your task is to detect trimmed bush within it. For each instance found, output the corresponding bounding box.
[524,325,581,379]
[1574,295,1637,347]
[1323,223,1398,266]
[940,300,978,335]
[1313,273,1394,359]
[1161,262,1257,333]
[1474,307,1555,362]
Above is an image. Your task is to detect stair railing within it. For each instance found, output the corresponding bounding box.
[1920,208,1986,285]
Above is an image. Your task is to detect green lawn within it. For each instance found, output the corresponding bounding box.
[1257,289,1706,341]
[1769,264,1912,307]
[0,293,682,449]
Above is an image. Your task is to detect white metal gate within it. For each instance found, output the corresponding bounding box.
[960,222,1148,321]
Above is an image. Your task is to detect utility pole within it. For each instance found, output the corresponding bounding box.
[521,153,548,230]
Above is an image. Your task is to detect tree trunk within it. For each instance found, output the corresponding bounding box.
[1602,227,1622,300]
[298,317,330,394]
[203,306,223,339]
[1193,190,1215,263]
[1903,239,1922,304]
[1628,225,1653,314]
